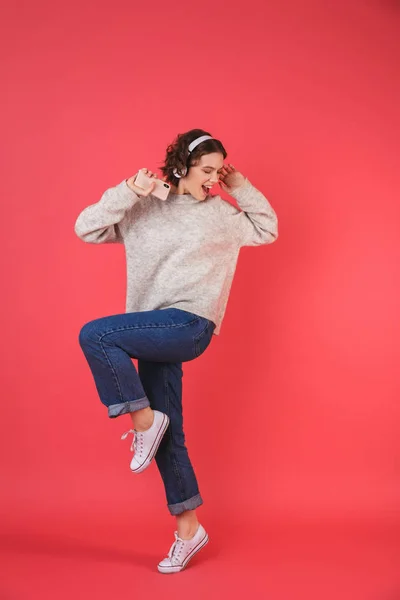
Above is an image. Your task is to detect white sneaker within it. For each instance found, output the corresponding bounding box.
[157,523,209,574]
[120,409,170,473]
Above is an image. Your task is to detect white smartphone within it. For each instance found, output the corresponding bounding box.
[134,170,171,201]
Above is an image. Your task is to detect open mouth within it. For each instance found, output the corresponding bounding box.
[202,185,212,195]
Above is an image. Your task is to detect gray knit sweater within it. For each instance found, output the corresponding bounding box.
[74,177,278,335]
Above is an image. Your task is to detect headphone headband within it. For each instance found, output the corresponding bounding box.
[188,135,214,153]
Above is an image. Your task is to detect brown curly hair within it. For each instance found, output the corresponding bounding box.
[158,129,227,185]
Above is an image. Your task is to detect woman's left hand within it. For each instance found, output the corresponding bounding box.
[218,163,246,193]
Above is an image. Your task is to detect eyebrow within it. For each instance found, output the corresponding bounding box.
[203,165,224,171]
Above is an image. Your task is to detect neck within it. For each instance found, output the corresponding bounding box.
[169,182,189,195]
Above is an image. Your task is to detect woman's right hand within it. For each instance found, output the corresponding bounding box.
[126,168,158,197]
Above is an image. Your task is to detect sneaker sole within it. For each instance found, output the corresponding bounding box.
[130,412,170,474]
[157,533,209,574]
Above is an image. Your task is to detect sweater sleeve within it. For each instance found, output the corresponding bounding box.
[223,177,278,247]
[74,179,142,244]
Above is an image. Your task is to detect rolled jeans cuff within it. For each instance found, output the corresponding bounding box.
[167,493,203,516]
[107,396,150,418]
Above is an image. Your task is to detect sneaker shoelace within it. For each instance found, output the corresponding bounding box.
[167,532,185,565]
[120,428,144,456]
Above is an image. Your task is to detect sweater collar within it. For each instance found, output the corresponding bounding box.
[166,192,205,204]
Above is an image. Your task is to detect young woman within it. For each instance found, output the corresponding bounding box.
[74,128,278,573]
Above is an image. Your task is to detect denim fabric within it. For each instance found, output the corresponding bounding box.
[78,307,216,515]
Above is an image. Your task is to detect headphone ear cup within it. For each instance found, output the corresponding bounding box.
[173,168,181,178]
[173,166,188,179]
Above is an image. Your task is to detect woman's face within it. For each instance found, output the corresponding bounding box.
[173,152,225,200]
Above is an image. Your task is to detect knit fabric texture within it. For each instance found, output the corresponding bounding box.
[74,177,278,335]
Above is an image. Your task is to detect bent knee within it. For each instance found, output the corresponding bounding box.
[78,320,101,347]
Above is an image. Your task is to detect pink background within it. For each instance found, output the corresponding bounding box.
[1,0,399,597]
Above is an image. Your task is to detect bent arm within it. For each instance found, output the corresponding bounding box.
[226,178,278,247]
[74,179,141,244]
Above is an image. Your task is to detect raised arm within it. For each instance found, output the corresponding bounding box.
[74,169,159,244]
[74,179,141,244]
[221,174,278,247]
[219,163,278,246]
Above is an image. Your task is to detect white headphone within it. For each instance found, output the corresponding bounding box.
[173,135,214,178]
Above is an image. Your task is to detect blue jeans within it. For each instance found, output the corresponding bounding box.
[78,308,216,516]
